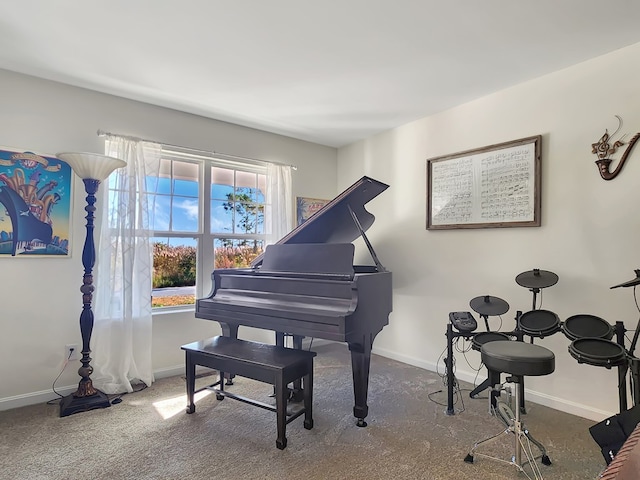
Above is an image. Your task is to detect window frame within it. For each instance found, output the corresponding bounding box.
[151,148,268,312]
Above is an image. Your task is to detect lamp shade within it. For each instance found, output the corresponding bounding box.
[57,152,126,181]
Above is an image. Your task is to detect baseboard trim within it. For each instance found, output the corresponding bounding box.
[154,365,185,380]
[0,365,190,412]
[1,341,617,420]
[0,385,77,412]
[303,338,333,349]
[372,345,614,422]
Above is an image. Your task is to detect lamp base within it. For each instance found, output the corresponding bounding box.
[59,390,111,417]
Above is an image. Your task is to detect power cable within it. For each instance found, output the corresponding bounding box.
[47,350,74,403]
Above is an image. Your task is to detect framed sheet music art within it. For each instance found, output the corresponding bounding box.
[426,135,541,230]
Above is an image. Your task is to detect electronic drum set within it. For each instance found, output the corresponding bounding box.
[445,268,640,415]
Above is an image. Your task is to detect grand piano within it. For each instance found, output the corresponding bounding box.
[195,176,392,427]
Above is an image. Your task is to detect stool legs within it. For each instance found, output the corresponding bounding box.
[464,377,551,479]
[514,384,523,466]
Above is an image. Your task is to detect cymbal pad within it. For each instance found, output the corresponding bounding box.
[469,295,509,316]
[516,269,559,289]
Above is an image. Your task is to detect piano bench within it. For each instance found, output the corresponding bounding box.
[181,335,316,450]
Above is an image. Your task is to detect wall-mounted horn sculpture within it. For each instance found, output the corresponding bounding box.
[592,115,640,180]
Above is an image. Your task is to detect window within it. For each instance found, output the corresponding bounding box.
[147,150,267,310]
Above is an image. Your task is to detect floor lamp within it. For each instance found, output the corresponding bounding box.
[56,152,126,417]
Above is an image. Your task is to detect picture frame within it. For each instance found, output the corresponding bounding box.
[296,196,330,226]
[0,147,73,256]
[426,135,541,230]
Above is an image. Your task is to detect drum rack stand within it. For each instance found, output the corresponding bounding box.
[445,320,640,416]
[613,321,640,413]
[445,271,640,418]
[445,322,471,415]
[445,323,524,415]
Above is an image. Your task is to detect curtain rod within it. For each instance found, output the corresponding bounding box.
[96,129,296,169]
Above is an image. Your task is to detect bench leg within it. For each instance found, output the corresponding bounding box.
[275,376,288,450]
[303,360,314,430]
[185,352,196,414]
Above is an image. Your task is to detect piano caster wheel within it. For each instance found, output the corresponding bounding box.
[304,419,313,430]
[463,454,474,464]
[542,454,552,466]
[216,393,224,401]
[276,438,287,450]
[356,418,367,428]
[186,405,195,414]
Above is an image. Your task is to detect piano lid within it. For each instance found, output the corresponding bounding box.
[251,176,389,267]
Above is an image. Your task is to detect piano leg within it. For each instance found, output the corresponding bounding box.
[291,335,304,401]
[348,340,371,427]
[220,323,239,385]
[220,323,239,339]
[274,332,303,349]
[275,332,305,402]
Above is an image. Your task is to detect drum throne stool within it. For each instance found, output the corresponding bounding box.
[464,340,555,478]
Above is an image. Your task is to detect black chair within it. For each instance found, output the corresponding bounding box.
[464,340,555,478]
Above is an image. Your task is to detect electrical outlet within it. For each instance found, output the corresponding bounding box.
[65,344,79,361]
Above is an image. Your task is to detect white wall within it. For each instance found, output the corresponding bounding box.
[5,41,640,421]
[0,69,337,409]
[338,42,640,421]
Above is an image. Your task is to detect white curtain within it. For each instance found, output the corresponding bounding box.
[92,136,161,394]
[265,163,293,246]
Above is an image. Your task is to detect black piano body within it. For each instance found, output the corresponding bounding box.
[195,176,392,427]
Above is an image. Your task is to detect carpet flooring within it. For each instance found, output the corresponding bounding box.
[0,342,606,479]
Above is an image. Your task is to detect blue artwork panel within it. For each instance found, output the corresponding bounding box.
[0,148,72,256]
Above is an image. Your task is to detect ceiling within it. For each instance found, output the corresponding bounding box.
[2,1,640,148]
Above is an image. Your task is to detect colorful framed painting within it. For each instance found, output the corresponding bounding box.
[0,148,72,256]
[296,196,330,226]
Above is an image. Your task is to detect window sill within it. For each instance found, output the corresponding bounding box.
[152,305,195,317]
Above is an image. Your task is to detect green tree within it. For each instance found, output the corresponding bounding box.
[222,188,264,251]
